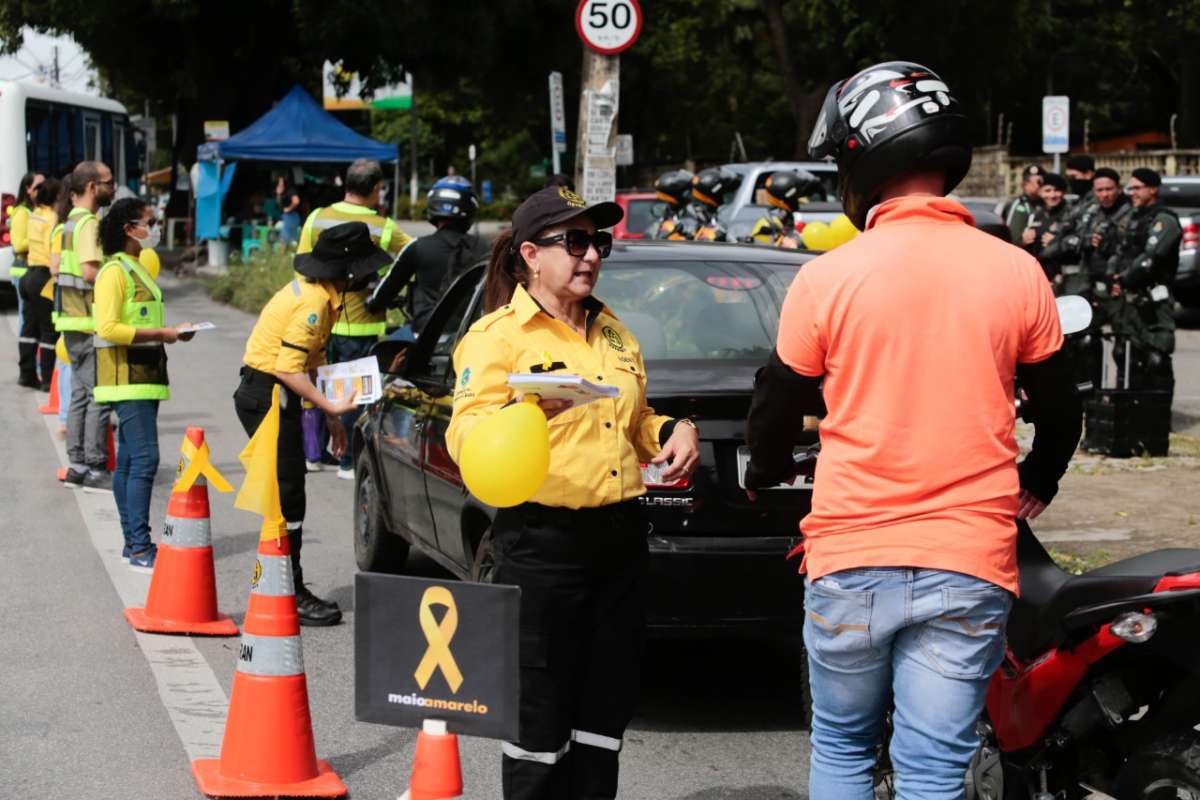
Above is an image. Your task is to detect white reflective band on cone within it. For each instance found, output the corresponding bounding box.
[235,633,304,677]
[501,740,571,764]
[250,554,294,597]
[161,515,212,548]
[571,729,622,752]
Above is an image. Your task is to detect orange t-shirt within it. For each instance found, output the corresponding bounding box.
[777,195,1063,593]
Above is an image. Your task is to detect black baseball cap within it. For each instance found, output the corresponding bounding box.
[293,221,392,281]
[511,186,623,248]
[1066,154,1095,173]
[1041,172,1068,191]
[1130,167,1162,187]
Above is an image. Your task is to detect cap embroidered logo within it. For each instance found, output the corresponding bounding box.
[559,187,587,208]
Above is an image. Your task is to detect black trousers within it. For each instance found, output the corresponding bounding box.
[18,267,56,383]
[491,501,648,800]
[234,367,309,577]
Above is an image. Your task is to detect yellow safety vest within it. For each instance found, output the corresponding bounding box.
[300,202,398,337]
[93,254,169,402]
[55,208,98,332]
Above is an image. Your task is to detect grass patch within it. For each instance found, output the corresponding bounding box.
[1169,433,1200,458]
[203,250,295,314]
[1048,548,1112,575]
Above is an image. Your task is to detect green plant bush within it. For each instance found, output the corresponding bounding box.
[204,249,296,314]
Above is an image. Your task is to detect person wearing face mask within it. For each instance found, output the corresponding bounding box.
[297,159,413,479]
[92,198,196,571]
[57,161,116,493]
[447,186,701,800]
[1064,154,1096,203]
[235,222,388,625]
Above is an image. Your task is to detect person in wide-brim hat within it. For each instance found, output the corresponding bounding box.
[232,220,392,626]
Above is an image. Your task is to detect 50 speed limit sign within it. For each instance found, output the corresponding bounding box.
[576,0,643,55]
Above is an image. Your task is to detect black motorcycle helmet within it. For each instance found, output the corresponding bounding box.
[654,169,694,209]
[691,167,740,208]
[426,175,479,223]
[807,61,972,230]
[765,170,820,214]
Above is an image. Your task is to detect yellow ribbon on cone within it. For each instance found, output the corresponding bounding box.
[413,586,464,693]
[174,437,234,494]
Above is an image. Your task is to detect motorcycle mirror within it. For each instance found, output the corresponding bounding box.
[1056,295,1092,335]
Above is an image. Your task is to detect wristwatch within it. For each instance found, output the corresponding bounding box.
[677,417,698,433]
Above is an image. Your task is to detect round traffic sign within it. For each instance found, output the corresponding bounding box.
[1045,106,1066,132]
[576,0,643,55]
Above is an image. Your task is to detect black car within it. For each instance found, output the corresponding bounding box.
[353,240,815,632]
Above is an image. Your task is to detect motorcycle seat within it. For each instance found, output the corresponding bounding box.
[1006,522,1200,662]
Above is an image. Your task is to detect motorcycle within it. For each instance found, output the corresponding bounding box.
[788,297,1200,798]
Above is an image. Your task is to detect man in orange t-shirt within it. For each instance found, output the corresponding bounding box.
[746,62,1081,800]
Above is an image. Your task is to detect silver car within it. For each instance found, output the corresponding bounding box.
[716,161,841,242]
[1162,177,1200,309]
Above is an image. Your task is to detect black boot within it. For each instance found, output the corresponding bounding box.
[17,340,39,388]
[38,345,56,390]
[289,528,342,626]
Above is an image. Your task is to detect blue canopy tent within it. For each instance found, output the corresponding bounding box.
[195,85,398,245]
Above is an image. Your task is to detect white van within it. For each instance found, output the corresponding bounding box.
[0,81,133,288]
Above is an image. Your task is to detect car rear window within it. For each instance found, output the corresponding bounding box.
[1162,182,1200,210]
[596,260,797,361]
[624,199,658,237]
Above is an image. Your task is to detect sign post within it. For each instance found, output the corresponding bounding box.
[549,71,567,176]
[573,0,642,204]
[468,143,477,189]
[1042,95,1070,173]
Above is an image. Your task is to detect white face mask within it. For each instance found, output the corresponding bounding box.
[135,223,161,250]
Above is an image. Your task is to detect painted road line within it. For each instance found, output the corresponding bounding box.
[8,313,229,762]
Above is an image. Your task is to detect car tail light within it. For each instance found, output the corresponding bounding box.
[640,462,690,490]
[0,193,13,247]
[705,276,762,290]
[1182,222,1199,252]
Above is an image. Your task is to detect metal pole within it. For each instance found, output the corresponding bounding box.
[392,158,401,219]
[1054,153,1061,173]
[408,72,418,209]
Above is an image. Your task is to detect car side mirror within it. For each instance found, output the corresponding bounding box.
[371,339,414,376]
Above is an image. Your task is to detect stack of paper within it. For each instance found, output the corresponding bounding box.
[317,356,382,406]
[507,373,620,409]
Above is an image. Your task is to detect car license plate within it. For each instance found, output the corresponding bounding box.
[736,446,813,491]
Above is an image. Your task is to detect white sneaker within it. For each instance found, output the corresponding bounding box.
[306,460,322,472]
[337,468,354,481]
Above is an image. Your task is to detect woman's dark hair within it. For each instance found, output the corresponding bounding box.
[37,177,61,209]
[99,198,148,256]
[53,179,74,223]
[484,228,533,313]
[16,172,39,208]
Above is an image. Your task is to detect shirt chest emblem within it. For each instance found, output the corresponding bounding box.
[602,325,624,352]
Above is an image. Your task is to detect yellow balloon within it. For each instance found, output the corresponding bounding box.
[459,399,550,507]
[139,247,161,280]
[801,221,835,251]
[55,335,68,363]
[829,214,859,248]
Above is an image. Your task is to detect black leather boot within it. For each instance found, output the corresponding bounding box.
[289,528,341,626]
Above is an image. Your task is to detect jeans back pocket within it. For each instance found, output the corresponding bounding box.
[918,585,1012,680]
[804,578,876,670]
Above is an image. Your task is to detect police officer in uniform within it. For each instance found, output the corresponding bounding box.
[366,175,486,337]
[1023,172,1071,282]
[648,169,696,239]
[1064,154,1096,203]
[447,186,700,799]
[690,166,740,241]
[1001,165,1043,243]
[297,159,413,478]
[1042,167,1131,297]
[1106,167,1181,393]
[747,170,818,248]
[235,223,390,625]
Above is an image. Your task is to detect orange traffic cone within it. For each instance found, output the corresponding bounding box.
[401,720,464,800]
[38,367,60,415]
[191,520,347,798]
[124,428,238,636]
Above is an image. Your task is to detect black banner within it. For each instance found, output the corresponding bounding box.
[355,573,520,740]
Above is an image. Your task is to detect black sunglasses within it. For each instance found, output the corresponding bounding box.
[532,229,613,259]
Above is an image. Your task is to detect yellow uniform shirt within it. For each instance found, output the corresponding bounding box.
[10,204,30,255]
[26,205,56,266]
[42,225,63,300]
[74,215,102,269]
[447,284,673,509]
[242,278,343,374]
[93,263,139,345]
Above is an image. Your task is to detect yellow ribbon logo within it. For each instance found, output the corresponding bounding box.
[413,586,464,693]
[174,437,234,494]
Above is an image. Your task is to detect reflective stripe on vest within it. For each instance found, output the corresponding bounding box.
[55,209,97,332]
[93,254,169,403]
[312,203,391,337]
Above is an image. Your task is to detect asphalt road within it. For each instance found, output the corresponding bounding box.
[0,272,811,800]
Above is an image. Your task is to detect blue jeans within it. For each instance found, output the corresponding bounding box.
[58,359,71,427]
[804,568,1012,800]
[327,333,375,470]
[112,400,160,555]
[281,211,301,246]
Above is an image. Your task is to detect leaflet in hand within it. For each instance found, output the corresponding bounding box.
[175,321,217,333]
[317,356,382,406]
[507,373,619,409]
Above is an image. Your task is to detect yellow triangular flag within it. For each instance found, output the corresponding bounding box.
[235,385,285,539]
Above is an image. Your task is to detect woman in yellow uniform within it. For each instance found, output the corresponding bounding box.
[446,187,701,800]
[93,198,195,571]
[18,176,60,389]
[11,171,43,384]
